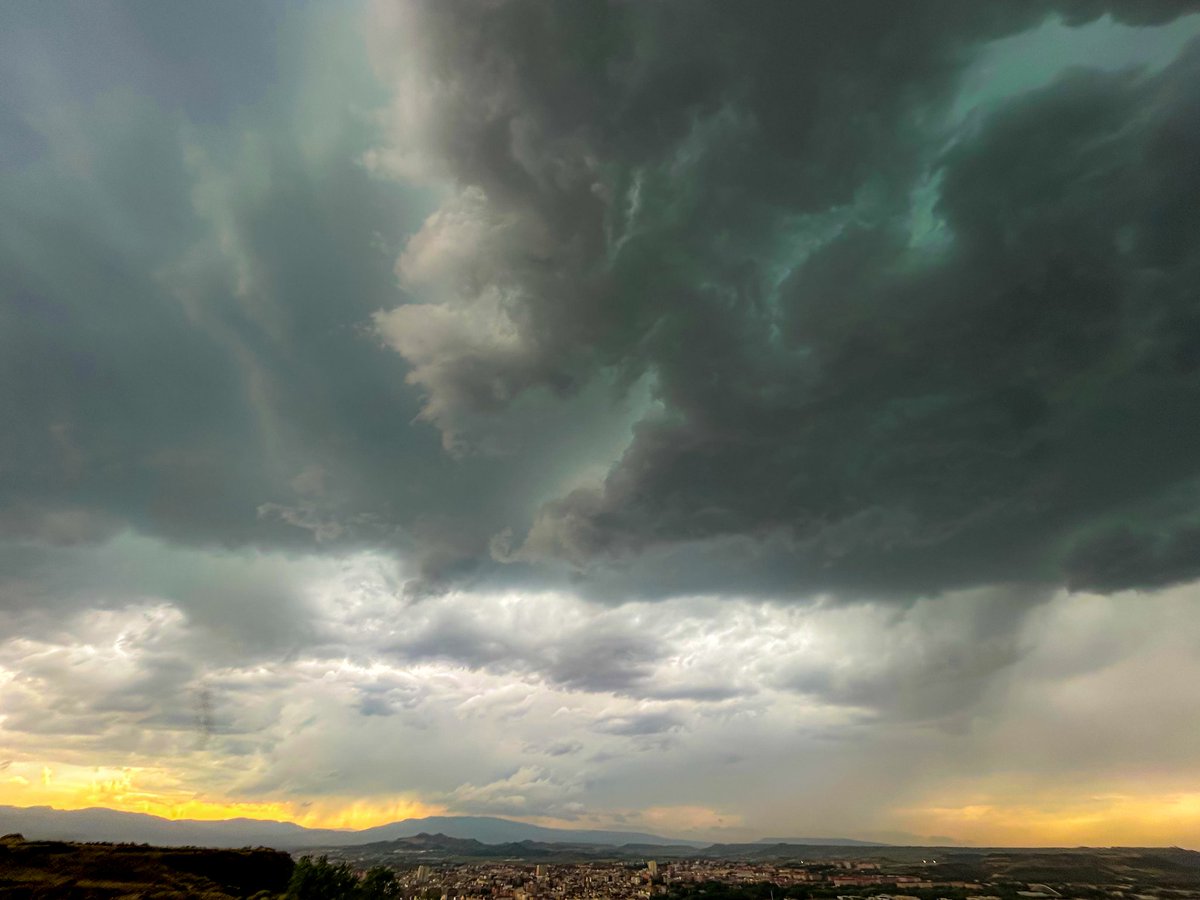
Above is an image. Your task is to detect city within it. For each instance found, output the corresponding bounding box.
[304,849,1200,900]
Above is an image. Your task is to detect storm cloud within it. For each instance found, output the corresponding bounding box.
[367,1,1200,598]
[2,1,1198,599]
[2,0,1200,846]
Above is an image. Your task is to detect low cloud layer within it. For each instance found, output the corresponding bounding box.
[3,551,1200,841]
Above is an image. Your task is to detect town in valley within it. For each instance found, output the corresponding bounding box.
[306,841,1200,900]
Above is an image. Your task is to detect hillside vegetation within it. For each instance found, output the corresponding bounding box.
[0,833,292,899]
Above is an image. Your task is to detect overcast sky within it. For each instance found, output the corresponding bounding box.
[2,0,1200,846]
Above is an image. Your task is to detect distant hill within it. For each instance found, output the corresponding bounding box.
[755,837,888,846]
[0,806,705,851]
[321,831,708,863]
[347,815,706,847]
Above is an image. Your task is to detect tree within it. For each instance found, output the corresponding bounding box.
[286,855,359,900]
[357,866,401,900]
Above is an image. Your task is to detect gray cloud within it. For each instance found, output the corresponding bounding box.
[3,1,1197,603]
[1065,521,1200,593]
[773,587,1048,725]
[378,593,677,698]
[281,1,1177,596]
[487,19,1200,597]
[539,740,584,758]
[444,767,587,820]
[2,0,1200,846]
[2,558,1199,840]
[595,711,684,738]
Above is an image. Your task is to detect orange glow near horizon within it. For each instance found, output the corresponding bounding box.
[894,791,1200,848]
[0,761,444,830]
[4,759,1199,846]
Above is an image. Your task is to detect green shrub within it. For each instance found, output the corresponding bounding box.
[286,856,360,900]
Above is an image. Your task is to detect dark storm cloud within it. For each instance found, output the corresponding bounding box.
[372,0,1200,597]
[0,8,417,559]
[0,1,629,597]
[1065,523,1200,592]
[3,0,1199,607]
[535,48,1200,596]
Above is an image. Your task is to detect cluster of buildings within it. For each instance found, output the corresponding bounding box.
[379,859,983,900]
[308,851,1198,900]
[391,860,669,899]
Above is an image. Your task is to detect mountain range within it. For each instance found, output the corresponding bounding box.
[0,806,898,852]
[0,807,725,850]
[756,837,886,846]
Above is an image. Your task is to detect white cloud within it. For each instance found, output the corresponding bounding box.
[4,536,1198,839]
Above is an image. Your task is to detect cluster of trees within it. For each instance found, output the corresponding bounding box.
[286,856,403,900]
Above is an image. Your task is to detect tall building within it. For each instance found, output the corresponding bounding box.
[647,860,658,877]
[416,865,430,883]
[535,864,547,879]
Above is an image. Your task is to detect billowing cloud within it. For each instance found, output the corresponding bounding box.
[365,1,1200,598]
[5,1,1199,597]
[4,559,1200,839]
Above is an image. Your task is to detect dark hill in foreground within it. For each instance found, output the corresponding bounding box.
[0,834,293,899]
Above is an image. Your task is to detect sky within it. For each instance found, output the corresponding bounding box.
[2,0,1200,847]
